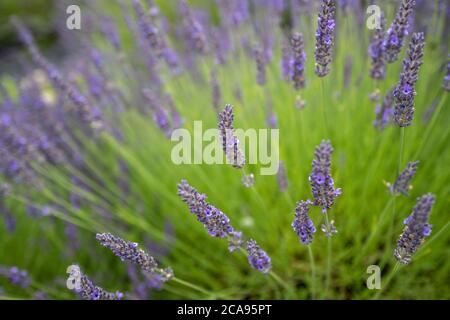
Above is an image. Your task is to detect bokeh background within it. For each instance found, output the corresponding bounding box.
[0,0,449,300]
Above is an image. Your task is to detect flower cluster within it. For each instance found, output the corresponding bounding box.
[290,33,306,89]
[67,266,123,300]
[388,161,419,196]
[394,193,435,264]
[393,32,425,127]
[309,140,342,212]
[291,200,316,245]
[96,233,174,283]
[384,0,416,63]
[177,180,271,274]
[373,88,395,130]
[0,266,31,288]
[246,239,272,274]
[218,105,245,169]
[314,0,336,77]
[177,180,234,238]
[369,13,386,80]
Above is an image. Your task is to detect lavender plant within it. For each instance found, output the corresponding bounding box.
[0,0,448,300]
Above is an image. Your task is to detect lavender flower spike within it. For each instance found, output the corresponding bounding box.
[314,0,336,77]
[292,200,316,245]
[246,239,272,274]
[177,180,234,238]
[68,265,123,300]
[0,266,31,288]
[394,193,435,264]
[254,46,267,86]
[309,140,341,212]
[290,32,306,89]
[393,32,425,127]
[369,13,386,80]
[388,161,419,196]
[373,87,395,130]
[384,0,416,63]
[218,105,245,169]
[96,233,174,282]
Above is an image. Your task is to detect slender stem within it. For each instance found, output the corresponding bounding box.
[172,277,217,297]
[398,127,406,174]
[307,245,316,299]
[320,78,329,138]
[269,271,291,293]
[358,197,395,261]
[324,211,332,298]
[373,262,401,300]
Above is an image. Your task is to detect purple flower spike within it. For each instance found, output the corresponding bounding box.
[309,140,341,212]
[290,33,306,90]
[394,193,435,264]
[246,239,272,274]
[0,266,31,288]
[374,87,395,130]
[384,0,416,63]
[292,200,316,245]
[69,266,123,300]
[177,180,234,238]
[218,105,245,169]
[393,32,425,127]
[388,161,419,196]
[314,0,336,77]
[369,13,386,80]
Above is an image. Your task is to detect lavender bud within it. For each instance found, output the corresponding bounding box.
[177,180,234,238]
[394,193,435,264]
[290,33,306,90]
[373,88,395,130]
[321,219,338,237]
[246,239,272,274]
[292,200,316,245]
[393,32,425,127]
[218,105,245,169]
[96,233,160,274]
[69,266,123,300]
[242,173,255,188]
[384,0,416,63]
[388,161,419,196]
[228,231,244,252]
[314,0,336,77]
[369,13,386,80]
[280,38,292,80]
[309,140,341,212]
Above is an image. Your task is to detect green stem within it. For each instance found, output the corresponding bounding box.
[269,271,291,293]
[324,211,332,298]
[172,277,217,298]
[398,127,406,174]
[307,245,316,299]
[373,262,401,300]
[320,78,329,138]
